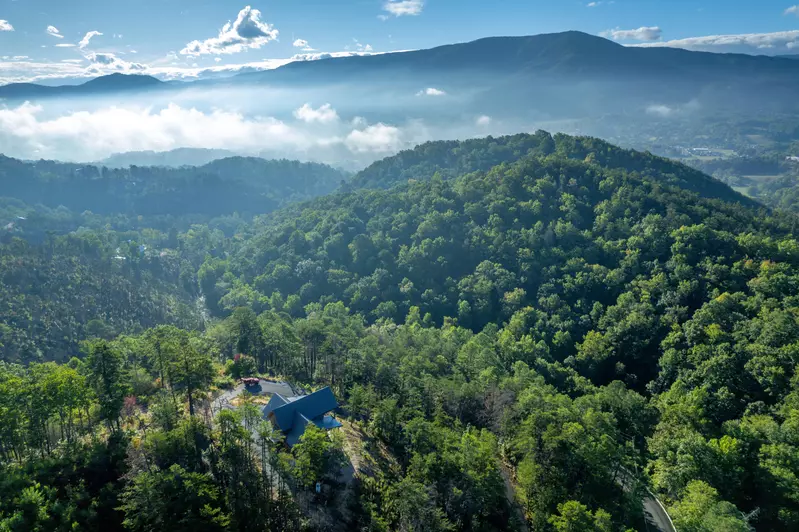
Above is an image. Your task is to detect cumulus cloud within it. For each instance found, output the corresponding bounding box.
[293,103,339,124]
[346,123,402,153]
[79,31,103,49]
[84,52,147,73]
[46,26,64,39]
[476,115,491,126]
[181,6,278,56]
[601,26,662,42]
[786,5,799,16]
[645,104,673,117]
[634,30,799,52]
[383,0,424,17]
[0,20,13,32]
[416,87,446,96]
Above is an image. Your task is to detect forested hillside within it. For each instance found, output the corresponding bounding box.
[0,155,345,219]
[2,132,799,531]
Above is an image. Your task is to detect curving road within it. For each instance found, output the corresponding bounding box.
[617,469,676,532]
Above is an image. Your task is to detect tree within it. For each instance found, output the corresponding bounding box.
[291,424,344,489]
[85,340,128,431]
[386,478,453,532]
[119,464,229,532]
[548,501,613,532]
[669,481,749,532]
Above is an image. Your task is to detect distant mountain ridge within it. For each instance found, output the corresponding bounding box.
[0,73,164,99]
[2,31,799,107]
[99,148,242,168]
[0,154,346,218]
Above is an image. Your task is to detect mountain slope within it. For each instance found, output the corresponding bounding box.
[3,32,799,114]
[208,133,775,331]
[348,131,758,207]
[249,31,799,83]
[0,155,346,219]
[0,73,164,99]
[99,148,241,168]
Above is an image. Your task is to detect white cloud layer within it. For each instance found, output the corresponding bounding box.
[0,101,425,163]
[79,31,103,49]
[601,26,662,42]
[0,49,392,85]
[634,30,799,52]
[345,123,402,153]
[0,20,13,32]
[46,26,63,39]
[181,6,278,56]
[293,103,339,124]
[416,87,446,96]
[383,0,424,17]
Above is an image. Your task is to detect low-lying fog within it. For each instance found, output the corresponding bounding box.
[0,82,552,169]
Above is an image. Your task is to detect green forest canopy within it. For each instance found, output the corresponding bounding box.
[1,131,798,531]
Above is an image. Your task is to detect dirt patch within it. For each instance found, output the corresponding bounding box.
[339,419,401,480]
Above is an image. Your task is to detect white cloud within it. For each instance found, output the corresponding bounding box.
[61,59,84,64]
[786,5,799,16]
[79,31,103,49]
[181,5,278,56]
[293,103,339,124]
[646,104,673,117]
[601,26,662,42]
[0,101,422,164]
[416,87,446,96]
[46,26,64,39]
[84,52,147,73]
[346,123,402,153]
[293,38,315,52]
[0,102,304,161]
[383,0,424,17]
[0,49,401,85]
[56,43,76,48]
[476,115,491,126]
[0,20,13,32]
[634,30,799,52]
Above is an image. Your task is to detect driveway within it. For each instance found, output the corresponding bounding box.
[211,378,298,413]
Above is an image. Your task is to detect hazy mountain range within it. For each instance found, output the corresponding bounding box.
[2,31,798,118]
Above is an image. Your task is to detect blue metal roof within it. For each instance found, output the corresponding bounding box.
[266,386,339,434]
[261,393,288,419]
[285,412,311,447]
[313,415,343,431]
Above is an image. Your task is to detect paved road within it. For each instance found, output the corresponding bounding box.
[641,488,676,532]
[617,469,676,532]
[211,378,298,414]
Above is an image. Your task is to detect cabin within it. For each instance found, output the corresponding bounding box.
[262,387,342,446]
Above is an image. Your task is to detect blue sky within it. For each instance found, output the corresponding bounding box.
[1,0,799,83]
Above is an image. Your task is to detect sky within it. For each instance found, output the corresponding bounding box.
[1,0,799,84]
